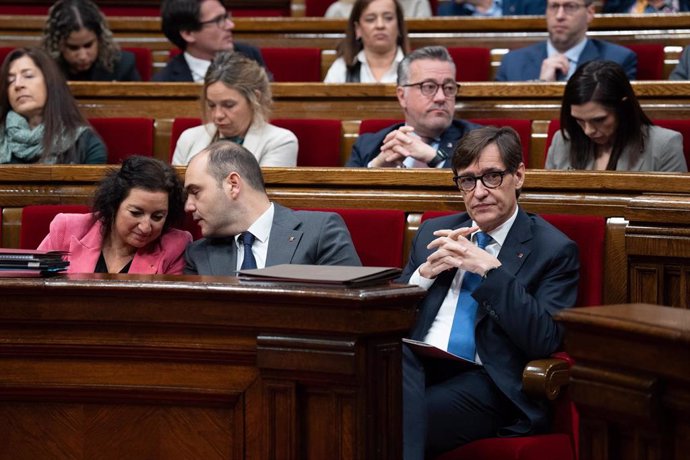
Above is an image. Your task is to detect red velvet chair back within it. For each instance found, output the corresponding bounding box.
[469,119,532,167]
[272,118,343,166]
[20,204,91,250]
[305,0,336,16]
[299,208,406,267]
[447,47,492,82]
[122,47,153,81]
[359,119,403,135]
[89,118,155,164]
[0,47,13,66]
[170,117,203,160]
[625,44,665,80]
[261,47,321,82]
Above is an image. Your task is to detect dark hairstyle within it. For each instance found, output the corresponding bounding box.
[560,60,651,170]
[397,45,455,86]
[204,51,271,126]
[204,140,266,193]
[0,47,90,163]
[161,0,204,51]
[452,126,524,198]
[336,0,410,71]
[92,156,186,240]
[42,0,120,73]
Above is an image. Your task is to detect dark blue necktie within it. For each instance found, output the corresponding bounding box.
[447,231,493,360]
[240,231,257,270]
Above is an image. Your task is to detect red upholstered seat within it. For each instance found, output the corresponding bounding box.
[546,118,690,168]
[299,208,406,267]
[20,204,91,250]
[469,119,532,167]
[89,117,154,164]
[261,47,321,82]
[625,44,665,80]
[447,47,492,82]
[272,118,343,166]
[169,117,203,161]
[122,47,153,81]
[419,211,606,460]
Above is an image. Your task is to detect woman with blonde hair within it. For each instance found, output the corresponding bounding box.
[172,51,297,166]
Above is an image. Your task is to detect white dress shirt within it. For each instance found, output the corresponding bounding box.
[184,52,211,83]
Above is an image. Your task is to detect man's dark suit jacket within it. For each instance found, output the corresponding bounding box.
[496,39,638,81]
[60,50,140,81]
[438,0,545,15]
[602,0,689,12]
[184,203,362,275]
[152,42,266,82]
[398,209,579,435]
[346,119,482,167]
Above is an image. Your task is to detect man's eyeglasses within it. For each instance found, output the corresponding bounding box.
[199,12,232,28]
[403,80,459,98]
[546,2,588,14]
[452,170,508,192]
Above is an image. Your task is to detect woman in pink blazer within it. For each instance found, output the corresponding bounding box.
[38,156,192,274]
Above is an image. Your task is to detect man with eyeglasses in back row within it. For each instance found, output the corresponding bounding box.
[346,46,482,168]
[496,0,637,82]
[399,126,580,459]
[154,0,266,82]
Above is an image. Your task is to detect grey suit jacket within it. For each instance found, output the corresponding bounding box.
[545,125,688,172]
[670,45,690,80]
[184,203,361,275]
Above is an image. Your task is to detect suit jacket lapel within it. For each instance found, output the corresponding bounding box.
[266,204,303,266]
[68,221,103,273]
[208,239,238,275]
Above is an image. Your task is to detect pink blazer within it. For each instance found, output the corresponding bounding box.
[37,213,193,274]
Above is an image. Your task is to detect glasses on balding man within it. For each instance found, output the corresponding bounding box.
[546,2,588,14]
[453,170,508,192]
[199,11,232,28]
[403,80,459,98]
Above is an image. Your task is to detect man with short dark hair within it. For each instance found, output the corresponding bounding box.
[183,141,361,274]
[400,126,580,459]
[496,0,637,81]
[346,46,481,168]
[154,0,265,82]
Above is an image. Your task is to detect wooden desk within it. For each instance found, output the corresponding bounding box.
[556,304,690,460]
[0,273,424,460]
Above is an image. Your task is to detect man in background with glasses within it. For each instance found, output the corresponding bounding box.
[399,126,579,459]
[346,46,482,168]
[154,0,266,82]
[496,0,636,81]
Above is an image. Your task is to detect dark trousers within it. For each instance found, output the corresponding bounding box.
[402,344,520,460]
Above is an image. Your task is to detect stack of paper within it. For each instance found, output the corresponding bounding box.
[0,249,69,277]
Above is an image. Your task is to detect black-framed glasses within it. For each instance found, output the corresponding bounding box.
[453,169,508,192]
[403,80,459,98]
[546,2,588,14]
[199,12,232,28]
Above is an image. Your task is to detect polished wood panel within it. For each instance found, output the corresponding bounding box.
[556,304,690,460]
[0,274,424,460]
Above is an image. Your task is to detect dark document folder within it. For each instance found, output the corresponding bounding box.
[403,338,480,368]
[238,264,401,287]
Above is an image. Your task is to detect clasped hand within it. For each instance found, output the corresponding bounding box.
[419,226,501,279]
[371,126,436,167]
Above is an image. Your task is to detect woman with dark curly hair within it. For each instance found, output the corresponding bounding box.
[38,156,192,274]
[0,47,106,164]
[42,0,140,81]
[324,0,410,83]
[546,60,687,172]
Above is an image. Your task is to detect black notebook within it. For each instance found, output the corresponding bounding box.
[238,264,401,287]
[0,249,69,276]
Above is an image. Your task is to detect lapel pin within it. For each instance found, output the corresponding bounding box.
[289,236,295,242]
[517,252,524,258]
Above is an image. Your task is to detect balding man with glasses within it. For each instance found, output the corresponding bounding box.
[496,0,636,81]
[154,0,266,82]
[346,46,482,168]
[398,126,580,459]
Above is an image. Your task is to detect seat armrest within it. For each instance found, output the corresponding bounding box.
[522,358,570,400]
